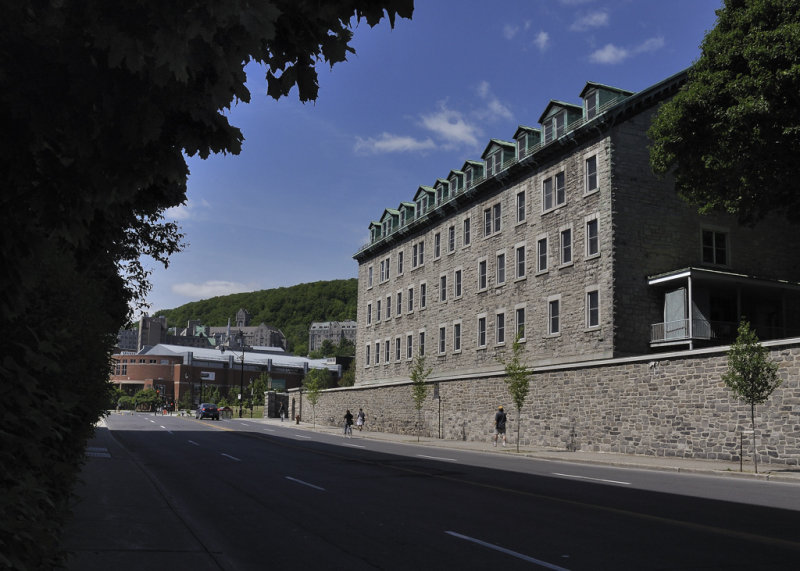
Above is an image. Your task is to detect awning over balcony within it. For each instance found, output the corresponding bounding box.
[647,267,800,349]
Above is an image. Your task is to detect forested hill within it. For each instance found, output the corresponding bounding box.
[152,278,357,355]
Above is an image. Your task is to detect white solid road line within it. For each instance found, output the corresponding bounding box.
[285,476,326,491]
[446,531,571,570]
[552,472,631,485]
[187,440,199,446]
[221,453,241,462]
[417,454,458,462]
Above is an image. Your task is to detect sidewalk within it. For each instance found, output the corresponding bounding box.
[62,414,800,569]
[249,415,800,483]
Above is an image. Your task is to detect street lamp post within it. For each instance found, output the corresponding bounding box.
[238,330,245,418]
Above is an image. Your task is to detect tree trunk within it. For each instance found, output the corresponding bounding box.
[751,402,758,474]
[516,408,520,453]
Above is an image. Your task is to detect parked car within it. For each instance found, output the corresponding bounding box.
[196,403,220,420]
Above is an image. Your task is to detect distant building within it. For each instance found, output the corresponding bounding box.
[138,314,167,349]
[116,328,138,353]
[208,308,287,350]
[308,320,357,352]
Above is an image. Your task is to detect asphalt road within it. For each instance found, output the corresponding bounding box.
[92,414,800,570]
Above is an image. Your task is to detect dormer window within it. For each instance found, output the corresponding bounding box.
[465,167,473,188]
[449,174,461,195]
[585,89,597,120]
[415,197,425,216]
[382,220,390,237]
[554,111,566,139]
[435,180,449,205]
[486,150,502,177]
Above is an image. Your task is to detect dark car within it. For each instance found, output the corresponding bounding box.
[196,403,220,420]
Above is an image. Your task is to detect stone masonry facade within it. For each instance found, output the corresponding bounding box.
[293,339,800,467]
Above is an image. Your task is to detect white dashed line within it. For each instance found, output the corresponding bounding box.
[446,531,571,570]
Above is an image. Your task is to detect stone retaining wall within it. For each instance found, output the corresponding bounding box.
[292,340,800,466]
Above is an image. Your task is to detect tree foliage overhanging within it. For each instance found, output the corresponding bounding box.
[0,1,412,568]
[649,0,800,225]
[155,278,358,356]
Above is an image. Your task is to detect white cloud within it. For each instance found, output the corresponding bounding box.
[503,24,519,40]
[164,198,210,221]
[534,31,550,52]
[570,11,609,32]
[635,36,665,53]
[420,103,482,148]
[589,43,629,64]
[354,133,436,154]
[474,81,513,122]
[172,280,251,300]
[589,36,665,64]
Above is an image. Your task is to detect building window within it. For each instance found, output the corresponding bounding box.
[396,337,401,361]
[516,191,526,223]
[515,306,526,340]
[496,312,505,345]
[439,326,446,354]
[386,296,392,319]
[702,229,728,265]
[478,259,487,290]
[406,334,413,359]
[440,275,447,302]
[542,177,553,211]
[555,171,565,206]
[397,251,404,274]
[585,90,597,120]
[586,290,600,328]
[586,217,599,257]
[397,292,402,316]
[408,286,414,312]
[419,331,425,356]
[585,155,598,194]
[515,244,526,278]
[463,217,471,246]
[537,237,548,273]
[453,322,462,352]
[496,252,506,285]
[448,226,455,253]
[477,316,487,348]
[368,266,373,288]
[434,232,441,258]
[367,303,372,325]
[483,203,501,236]
[412,240,425,267]
[375,341,380,364]
[454,269,463,298]
[385,340,390,364]
[365,344,370,366]
[548,298,560,335]
[376,300,381,321]
[486,150,502,177]
[380,257,390,282]
[560,228,572,266]
[420,283,427,309]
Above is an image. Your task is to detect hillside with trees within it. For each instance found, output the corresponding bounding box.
[153,278,358,355]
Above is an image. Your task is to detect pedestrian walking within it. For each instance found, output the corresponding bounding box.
[493,405,507,447]
[279,403,286,422]
[344,409,354,437]
[356,408,366,431]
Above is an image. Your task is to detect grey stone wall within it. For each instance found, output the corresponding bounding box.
[294,339,800,467]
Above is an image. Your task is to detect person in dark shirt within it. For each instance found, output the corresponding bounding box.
[494,405,507,447]
[344,409,354,437]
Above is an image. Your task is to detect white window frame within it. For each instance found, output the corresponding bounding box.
[496,250,506,286]
[559,225,573,267]
[585,214,600,258]
[396,290,403,319]
[495,310,506,346]
[586,287,600,330]
[453,320,462,353]
[478,257,488,291]
[386,295,392,320]
[376,299,382,321]
[420,281,427,309]
[397,250,404,275]
[514,303,527,342]
[702,227,729,266]
[434,232,441,259]
[547,295,561,336]
[440,273,448,302]
[438,325,447,355]
[367,265,374,288]
[418,329,426,356]
[516,190,526,224]
[536,234,548,274]
[514,242,526,280]
[366,302,372,326]
[454,267,463,299]
[555,170,566,207]
[584,153,598,195]
[448,225,456,253]
[395,337,401,362]
[384,339,390,366]
[407,286,414,313]
[477,313,487,349]
[463,216,471,247]
[406,333,413,360]
[365,344,371,367]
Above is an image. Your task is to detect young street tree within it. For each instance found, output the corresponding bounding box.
[723,320,782,473]
[410,353,432,442]
[1,2,413,567]
[498,335,533,452]
[303,369,329,430]
[649,0,800,225]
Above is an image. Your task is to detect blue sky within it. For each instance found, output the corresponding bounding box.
[141,0,722,314]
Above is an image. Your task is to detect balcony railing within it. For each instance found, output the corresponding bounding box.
[651,319,799,344]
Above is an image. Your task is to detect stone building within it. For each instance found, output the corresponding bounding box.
[308,320,357,352]
[352,69,800,387]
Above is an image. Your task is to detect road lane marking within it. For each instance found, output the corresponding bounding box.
[417,454,458,462]
[263,428,275,432]
[221,453,241,462]
[552,473,630,485]
[285,476,325,491]
[159,425,174,435]
[346,443,366,448]
[294,435,312,439]
[188,440,199,446]
[446,531,571,570]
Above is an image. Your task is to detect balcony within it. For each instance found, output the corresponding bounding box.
[651,318,800,346]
